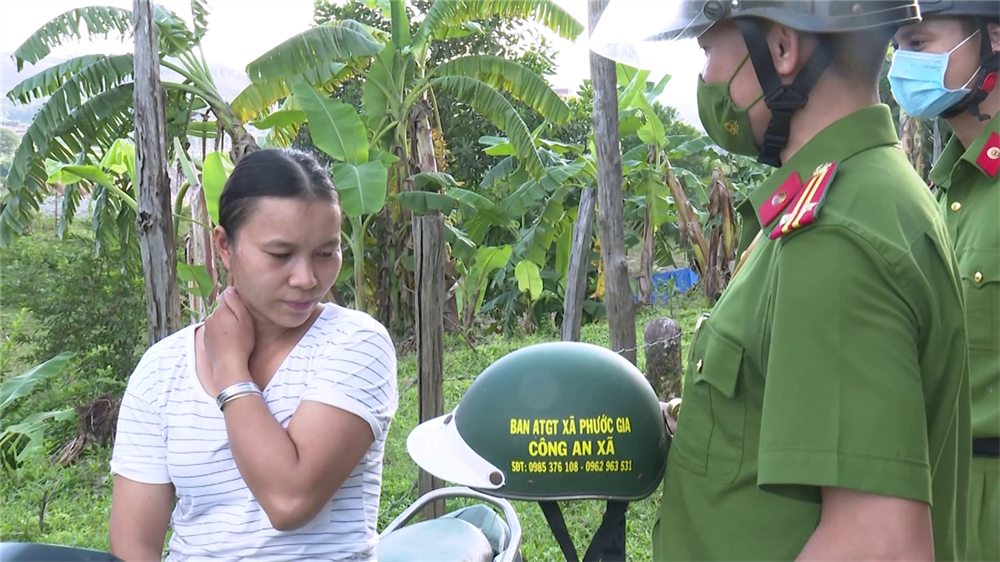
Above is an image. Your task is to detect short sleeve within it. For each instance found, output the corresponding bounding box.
[757,226,932,504]
[110,360,171,484]
[301,321,398,442]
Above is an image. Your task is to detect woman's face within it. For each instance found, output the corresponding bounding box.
[216,196,343,330]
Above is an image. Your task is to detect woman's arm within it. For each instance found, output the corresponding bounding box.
[221,395,375,530]
[205,289,397,531]
[109,476,175,562]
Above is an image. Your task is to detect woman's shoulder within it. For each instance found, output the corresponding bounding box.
[313,304,394,348]
[125,323,197,395]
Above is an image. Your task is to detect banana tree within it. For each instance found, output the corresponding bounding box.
[45,137,217,317]
[2,2,207,245]
[1,0,383,246]
[246,0,582,334]
[292,80,391,313]
[398,133,589,332]
[0,351,76,469]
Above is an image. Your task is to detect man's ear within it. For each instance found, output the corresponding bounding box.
[767,23,805,79]
[215,226,233,271]
[989,22,1000,54]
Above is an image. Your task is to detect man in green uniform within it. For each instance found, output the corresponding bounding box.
[590,1,971,560]
[890,2,1000,559]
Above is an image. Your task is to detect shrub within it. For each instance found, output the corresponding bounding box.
[2,225,147,383]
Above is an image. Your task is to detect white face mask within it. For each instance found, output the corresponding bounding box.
[888,30,981,119]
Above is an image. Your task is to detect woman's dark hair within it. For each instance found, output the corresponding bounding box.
[217,148,340,241]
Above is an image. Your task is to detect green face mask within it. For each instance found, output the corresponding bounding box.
[697,53,765,158]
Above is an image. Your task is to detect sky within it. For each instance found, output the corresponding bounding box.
[0,0,703,128]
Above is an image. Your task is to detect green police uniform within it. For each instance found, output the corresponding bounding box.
[652,105,972,560]
[929,111,1000,562]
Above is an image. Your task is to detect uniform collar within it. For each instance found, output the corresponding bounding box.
[740,104,899,229]
[929,111,1000,191]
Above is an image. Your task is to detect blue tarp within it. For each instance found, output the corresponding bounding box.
[634,267,699,303]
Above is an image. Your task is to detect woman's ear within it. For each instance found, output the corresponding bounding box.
[767,23,803,79]
[214,226,233,271]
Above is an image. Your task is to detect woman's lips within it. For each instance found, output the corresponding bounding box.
[282,299,315,311]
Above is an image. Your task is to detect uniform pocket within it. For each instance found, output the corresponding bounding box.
[672,320,746,483]
[959,249,999,351]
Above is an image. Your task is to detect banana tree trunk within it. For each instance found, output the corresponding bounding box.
[705,164,737,302]
[411,96,445,519]
[638,203,654,305]
[933,118,942,164]
[133,0,181,344]
[228,124,259,165]
[562,187,597,342]
[589,0,637,365]
[350,216,367,314]
[899,111,924,178]
[187,182,216,319]
[663,158,711,281]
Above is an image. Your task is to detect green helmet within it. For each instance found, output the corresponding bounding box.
[590,0,920,66]
[407,341,669,560]
[910,0,999,121]
[917,0,1000,18]
[590,0,921,167]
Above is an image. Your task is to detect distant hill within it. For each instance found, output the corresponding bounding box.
[1,51,252,133]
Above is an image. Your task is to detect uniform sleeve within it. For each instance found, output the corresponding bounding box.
[757,226,932,504]
[110,358,171,484]
[301,322,399,442]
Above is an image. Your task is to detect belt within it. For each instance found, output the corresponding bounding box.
[973,438,999,458]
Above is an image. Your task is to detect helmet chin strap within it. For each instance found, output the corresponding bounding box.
[539,500,628,561]
[733,18,836,167]
[940,21,999,122]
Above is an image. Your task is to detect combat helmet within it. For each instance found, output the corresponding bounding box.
[407,341,669,561]
[589,0,922,167]
[913,0,999,120]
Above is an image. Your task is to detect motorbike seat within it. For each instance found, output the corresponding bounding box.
[0,543,122,562]
[378,517,493,562]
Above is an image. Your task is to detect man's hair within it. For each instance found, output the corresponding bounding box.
[827,27,896,87]
[755,18,892,88]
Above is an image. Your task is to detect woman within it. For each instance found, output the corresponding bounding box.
[108,148,398,561]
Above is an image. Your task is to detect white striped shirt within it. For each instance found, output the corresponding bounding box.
[110,304,398,561]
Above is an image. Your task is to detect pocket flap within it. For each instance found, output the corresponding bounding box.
[691,322,743,398]
[959,249,1000,288]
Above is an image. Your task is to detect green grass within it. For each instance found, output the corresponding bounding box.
[1,224,709,560]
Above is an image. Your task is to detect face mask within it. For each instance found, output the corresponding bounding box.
[697,53,765,157]
[888,30,980,119]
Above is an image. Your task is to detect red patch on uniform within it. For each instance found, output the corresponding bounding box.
[769,162,839,240]
[982,72,997,93]
[757,172,804,226]
[976,131,1000,178]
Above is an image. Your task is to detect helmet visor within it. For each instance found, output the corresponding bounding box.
[407,408,506,491]
[589,0,726,70]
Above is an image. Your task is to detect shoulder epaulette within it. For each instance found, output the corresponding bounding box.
[976,131,999,178]
[769,162,839,240]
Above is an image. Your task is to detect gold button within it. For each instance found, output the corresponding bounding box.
[951,202,962,212]
[696,359,704,372]
[771,191,787,206]
[975,271,984,283]
[988,147,1000,160]
[666,397,682,419]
